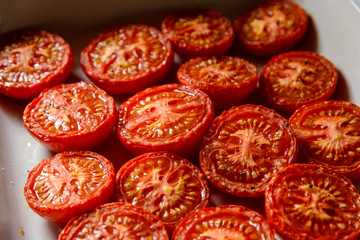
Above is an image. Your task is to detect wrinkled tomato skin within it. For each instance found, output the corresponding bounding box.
[117,83,214,159]
[177,55,258,110]
[80,24,174,95]
[234,0,308,57]
[200,104,298,197]
[59,202,169,240]
[162,9,234,59]
[172,205,276,240]
[265,164,360,240]
[116,151,209,233]
[260,51,338,113]
[24,151,115,223]
[289,100,360,181]
[0,29,73,100]
[23,81,117,152]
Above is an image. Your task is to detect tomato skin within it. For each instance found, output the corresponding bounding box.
[80,24,174,95]
[265,163,360,240]
[161,9,234,59]
[289,100,360,181]
[177,55,258,109]
[59,201,169,240]
[200,104,298,197]
[23,81,117,152]
[117,83,214,159]
[260,51,338,113]
[234,0,308,57]
[116,151,209,232]
[0,29,73,99]
[24,151,115,223]
[172,204,276,240]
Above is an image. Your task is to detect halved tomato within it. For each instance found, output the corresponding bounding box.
[289,100,360,181]
[0,29,73,99]
[177,55,258,109]
[117,83,214,158]
[58,202,169,240]
[199,104,298,197]
[172,204,276,240]
[24,151,115,223]
[161,9,234,59]
[23,81,117,152]
[260,51,338,113]
[265,163,360,240]
[80,24,174,95]
[233,0,308,56]
[116,151,209,232]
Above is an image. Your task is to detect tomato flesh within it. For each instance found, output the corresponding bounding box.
[200,104,298,197]
[0,29,73,99]
[58,202,169,240]
[289,100,360,181]
[265,164,360,240]
[118,83,214,158]
[172,205,275,240]
[23,81,117,152]
[116,151,209,231]
[24,151,115,223]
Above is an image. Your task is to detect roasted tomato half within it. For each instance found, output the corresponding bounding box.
[0,29,73,99]
[260,51,338,113]
[233,0,308,56]
[116,151,209,232]
[117,83,214,158]
[58,202,169,240]
[200,104,298,197]
[177,55,258,109]
[265,164,360,240]
[161,9,234,59]
[80,24,174,95]
[172,204,276,240]
[23,81,117,152]
[24,151,115,223]
[289,100,360,181]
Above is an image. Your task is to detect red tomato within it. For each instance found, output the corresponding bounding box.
[116,151,209,232]
[23,81,117,152]
[265,163,360,240]
[233,0,308,56]
[260,51,338,113]
[24,151,115,223]
[177,55,258,109]
[80,24,174,95]
[199,104,298,197]
[58,202,169,240]
[161,9,234,59]
[289,100,360,181]
[172,204,276,240]
[0,29,73,99]
[117,83,214,158]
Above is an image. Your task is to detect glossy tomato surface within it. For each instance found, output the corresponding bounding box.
[172,204,275,240]
[23,81,117,152]
[80,24,174,95]
[117,83,214,158]
[0,29,73,99]
[234,0,308,56]
[24,151,115,223]
[59,202,169,240]
[116,151,209,232]
[161,9,234,59]
[265,164,360,240]
[260,51,338,113]
[289,100,360,181]
[200,104,298,197]
[177,55,258,109]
